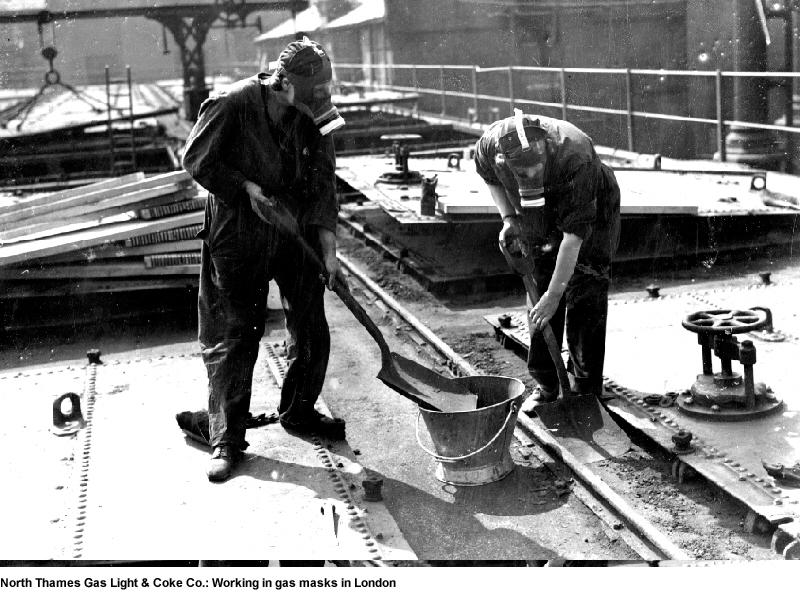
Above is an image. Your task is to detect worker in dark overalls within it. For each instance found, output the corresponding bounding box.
[474,110,621,414]
[182,38,347,482]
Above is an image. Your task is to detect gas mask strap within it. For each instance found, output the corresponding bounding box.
[513,108,530,151]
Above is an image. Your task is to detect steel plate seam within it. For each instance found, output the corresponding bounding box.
[601,377,791,506]
[71,362,98,558]
[0,364,80,381]
[336,255,696,559]
[261,342,386,564]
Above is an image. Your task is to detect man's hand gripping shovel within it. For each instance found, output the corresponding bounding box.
[499,235,628,460]
[249,189,479,413]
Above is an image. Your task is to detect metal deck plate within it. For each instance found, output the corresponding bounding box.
[0,364,86,558]
[1,344,415,561]
[337,156,800,224]
[485,279,800,526]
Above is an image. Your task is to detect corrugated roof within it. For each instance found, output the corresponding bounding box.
[254,4,322,42]
[326,0,384,30]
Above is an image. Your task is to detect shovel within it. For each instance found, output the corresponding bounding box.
[499,240,629,460]
[253,199,478,413]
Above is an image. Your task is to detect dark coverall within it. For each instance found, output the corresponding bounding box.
[474,117,621,396]
[182,75,338,450]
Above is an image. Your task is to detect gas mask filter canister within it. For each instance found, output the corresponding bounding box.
[290,73,345,136]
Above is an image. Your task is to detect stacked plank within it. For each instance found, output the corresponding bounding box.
[0,171,205,330]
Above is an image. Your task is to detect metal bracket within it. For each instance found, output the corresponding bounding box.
[51,392,84,436]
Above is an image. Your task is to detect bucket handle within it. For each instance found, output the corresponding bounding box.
[415,403,519,463]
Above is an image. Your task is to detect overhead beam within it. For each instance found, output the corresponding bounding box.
[0,2,308,120]
[0,2,307,24]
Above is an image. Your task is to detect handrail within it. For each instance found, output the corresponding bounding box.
[334,62,800,160]
[337,62,800,80]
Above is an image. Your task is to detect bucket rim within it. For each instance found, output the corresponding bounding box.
[417,375,525,415]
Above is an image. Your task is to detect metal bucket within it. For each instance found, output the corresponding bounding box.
[416,375,526,486]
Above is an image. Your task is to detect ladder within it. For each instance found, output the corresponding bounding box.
[104,65,137,175]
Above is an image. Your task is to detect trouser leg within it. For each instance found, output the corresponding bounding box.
[564,274,610,396]
[273,233,331,418]
[198,199,272,450]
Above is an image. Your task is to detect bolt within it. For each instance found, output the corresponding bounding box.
[759,272,772,285]
[86,349,102,365]
[672,430,693,452]
[362,476,384,502]
[645,284,660,298]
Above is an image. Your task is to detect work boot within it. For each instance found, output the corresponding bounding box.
[280,406,346,440]
[206,445,242,483]
[521,385,558,416]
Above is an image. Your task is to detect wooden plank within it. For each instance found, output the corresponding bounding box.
[124,224,203,247]
[0,186,196,241]
[0,172,145,215]
[2,305,190,333]
[143,252,202,269]
[0,277,198,300]
[136,195,205,220]
[0,170,191,224]
[19,240,202,265]
[0,211,203,268]
[0,262,200,280]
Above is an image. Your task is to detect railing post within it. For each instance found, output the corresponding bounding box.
[625,68,634,152]
[508,65,515,115]
[411,65,419,118]
[715,69,726,162]
[105,65,116,174]
[559,68,568,121]
[472,65,479,122]
[127,65,136,171]
[440,64,446,116]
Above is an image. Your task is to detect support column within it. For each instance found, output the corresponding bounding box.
[791,4,800,172]
[724,0,784,168]
[156,14,215,122]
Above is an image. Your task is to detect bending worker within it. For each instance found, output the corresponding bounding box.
[182,38,347,482]
[474,110,620,414]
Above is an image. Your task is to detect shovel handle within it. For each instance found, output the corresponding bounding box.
[499,241,572,394]
[262,205,395,365]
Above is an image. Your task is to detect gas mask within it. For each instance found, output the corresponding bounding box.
[289,67,345,136]
[496,109,547,208]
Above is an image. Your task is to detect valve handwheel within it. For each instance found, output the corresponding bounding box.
[682,308,768,334]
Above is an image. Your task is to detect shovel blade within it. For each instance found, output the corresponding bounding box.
[378,353,479,413]
[534,393,630,463]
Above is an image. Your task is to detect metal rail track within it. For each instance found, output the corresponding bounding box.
[335,252,692,562]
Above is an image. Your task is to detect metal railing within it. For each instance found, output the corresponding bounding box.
[335,62,800,162]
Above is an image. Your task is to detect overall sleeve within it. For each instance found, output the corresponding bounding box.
[556,161,599,241]
[474,135,501,185]
[301,134,339,233]
[181,93,248,201]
